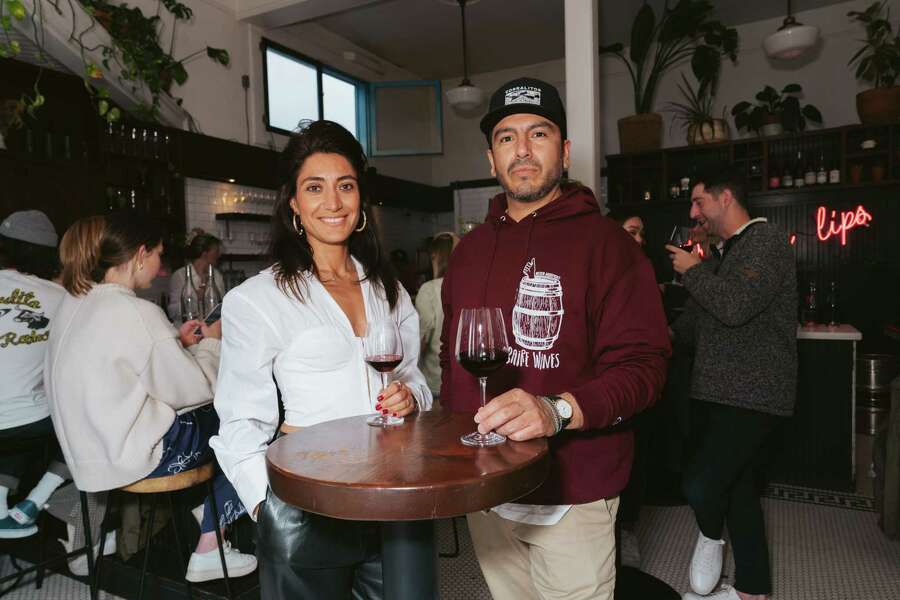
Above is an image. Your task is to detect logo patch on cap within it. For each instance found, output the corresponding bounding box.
[505,85,541,106]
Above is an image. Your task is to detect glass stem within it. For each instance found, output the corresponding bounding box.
[381,373,387,408]
[479,377,487,409]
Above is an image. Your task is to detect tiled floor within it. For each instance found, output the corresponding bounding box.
[3,487,899,599]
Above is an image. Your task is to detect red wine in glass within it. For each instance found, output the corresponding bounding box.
[366,354,403,373]
[458,350,510,378]
[455,307,510,447]
[364,319,405,427]
[667,225,694,284]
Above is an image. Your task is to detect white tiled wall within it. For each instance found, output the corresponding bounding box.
[184,178,277,280]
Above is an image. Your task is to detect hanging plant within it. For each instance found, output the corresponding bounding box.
[0,0,230,124]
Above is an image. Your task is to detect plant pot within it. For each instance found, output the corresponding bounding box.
[687,119,730,145]
[856,87,900,125]
[849,163,864,184]
[758,112,783,137]
[618,113,663,154]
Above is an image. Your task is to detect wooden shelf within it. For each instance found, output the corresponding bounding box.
[220,253,269,262]
[214,212,271,223]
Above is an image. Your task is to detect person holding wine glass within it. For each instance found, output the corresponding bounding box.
[440,78,670,600]
[667,170,796,600]
[210,120,431,599]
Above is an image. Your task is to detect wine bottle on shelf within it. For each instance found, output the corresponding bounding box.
[829,141,841,184]
[804,144,817,185]
[825,281,839,326]
[768,161,781,189]
[794,151,805,188]
[816,151,827,185]
[782,152,794,188]
[801,280,818,325]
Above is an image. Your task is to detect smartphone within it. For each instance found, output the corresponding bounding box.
[194,303,222,335]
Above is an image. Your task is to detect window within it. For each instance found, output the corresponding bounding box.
[262,39,367,143]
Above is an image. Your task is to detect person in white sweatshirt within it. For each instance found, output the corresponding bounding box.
[210,120,432,599]
[45,212,256,583]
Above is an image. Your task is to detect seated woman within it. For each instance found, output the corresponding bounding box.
[0,210,70,539]
[210,120,432,599]
[415,232,459,405]
[45,212,256,583]
[167,230,225,323]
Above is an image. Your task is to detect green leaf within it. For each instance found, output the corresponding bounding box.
[7,0,26,21]
[108,108,121,122]
[172,63,188,85]
[598,42,624,55]
[802,104,823,123]
[98,99,109,116]
[691,44,720,92]
[781,83,802,94]
[206,47,230,66]
[731,101,751,115]
[629,4,656,66]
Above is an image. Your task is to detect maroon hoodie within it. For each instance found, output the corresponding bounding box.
[440,185,670,504]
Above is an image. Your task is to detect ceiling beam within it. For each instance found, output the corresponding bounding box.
[237,0,382,29]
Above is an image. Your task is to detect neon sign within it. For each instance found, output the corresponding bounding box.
[816,205,873,246]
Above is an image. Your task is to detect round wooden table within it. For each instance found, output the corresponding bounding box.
[266,409,549,599]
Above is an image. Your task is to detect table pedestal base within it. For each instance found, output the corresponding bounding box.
[382,521,438,600]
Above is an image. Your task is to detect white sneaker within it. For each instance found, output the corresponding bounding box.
[689,532,725,595]
[185,541,257,582]
[58,524,117,577]
[683,584,741,600]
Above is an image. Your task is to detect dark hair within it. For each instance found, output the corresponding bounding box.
[605,210,640,226]
[270,120,399,309]
[694,168,748,210]
[186,231,221,260]
[0,235,60,280]
[60,211,163,296]
[428,233,456,279]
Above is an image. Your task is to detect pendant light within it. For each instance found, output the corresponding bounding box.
[763,0,820,60]
[445,0,485,111]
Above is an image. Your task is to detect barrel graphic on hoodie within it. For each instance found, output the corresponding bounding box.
[512,259,564,351]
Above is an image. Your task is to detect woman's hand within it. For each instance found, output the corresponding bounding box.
[178,320,202,347]
[376,381,417,418]
[201,320,222,340]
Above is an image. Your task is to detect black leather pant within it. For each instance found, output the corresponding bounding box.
[257,488,383,600]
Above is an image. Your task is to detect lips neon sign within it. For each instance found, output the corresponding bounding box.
[815,205,873,246]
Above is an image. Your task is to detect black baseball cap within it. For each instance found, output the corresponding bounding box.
[479,77,567,143]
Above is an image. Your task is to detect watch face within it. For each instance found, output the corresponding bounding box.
[556,399,573,419]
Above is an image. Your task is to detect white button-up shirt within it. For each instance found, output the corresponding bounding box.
[210,261,432,515]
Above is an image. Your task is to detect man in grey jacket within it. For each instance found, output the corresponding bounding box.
[667,170,797,600]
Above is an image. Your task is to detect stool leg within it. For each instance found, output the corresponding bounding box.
[137,494,159,600]
[93,492,116,600]
[439,517,460,559]
[167,493,192,599]
[206,479,232,600]
[80,491,98,600]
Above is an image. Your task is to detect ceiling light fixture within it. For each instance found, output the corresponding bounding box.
[763,0,820,60]
[445,0,484,111]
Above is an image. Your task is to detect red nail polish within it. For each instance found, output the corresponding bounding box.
[392,412,398,417]
[377,395,384,401]
[375,404,382,410]
[382,409,388,415]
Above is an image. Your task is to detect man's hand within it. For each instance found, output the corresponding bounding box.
[474,388,557,441]
[666,244,701,274]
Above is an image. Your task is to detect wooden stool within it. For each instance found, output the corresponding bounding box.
[96,462,233,600]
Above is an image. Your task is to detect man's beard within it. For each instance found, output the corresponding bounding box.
[498,158,564,203]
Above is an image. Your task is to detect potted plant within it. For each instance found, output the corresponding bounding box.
[731,84,823,136]
[599,0,737,154]
[665,74,729,145]
[0,0,229,123]
[848,1,900,124]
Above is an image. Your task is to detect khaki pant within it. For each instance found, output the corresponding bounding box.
[467,497,619,600]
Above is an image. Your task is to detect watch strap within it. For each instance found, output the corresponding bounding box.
[540,395,563,436]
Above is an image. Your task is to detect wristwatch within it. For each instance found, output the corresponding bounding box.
[542,394,573,435]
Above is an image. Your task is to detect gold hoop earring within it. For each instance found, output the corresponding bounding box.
[355,211,367,233]
[292,214,304,236]
[138,262,144,271]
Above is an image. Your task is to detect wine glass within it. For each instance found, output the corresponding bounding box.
[667,225,694,285]
[455,307,510,447]
[364,319,405,427]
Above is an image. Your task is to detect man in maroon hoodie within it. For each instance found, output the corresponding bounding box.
[440,77,670,599]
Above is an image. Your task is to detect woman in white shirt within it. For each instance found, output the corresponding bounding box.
[211,120,431,599]
[47,212,256,583]
[414,232,458,404]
